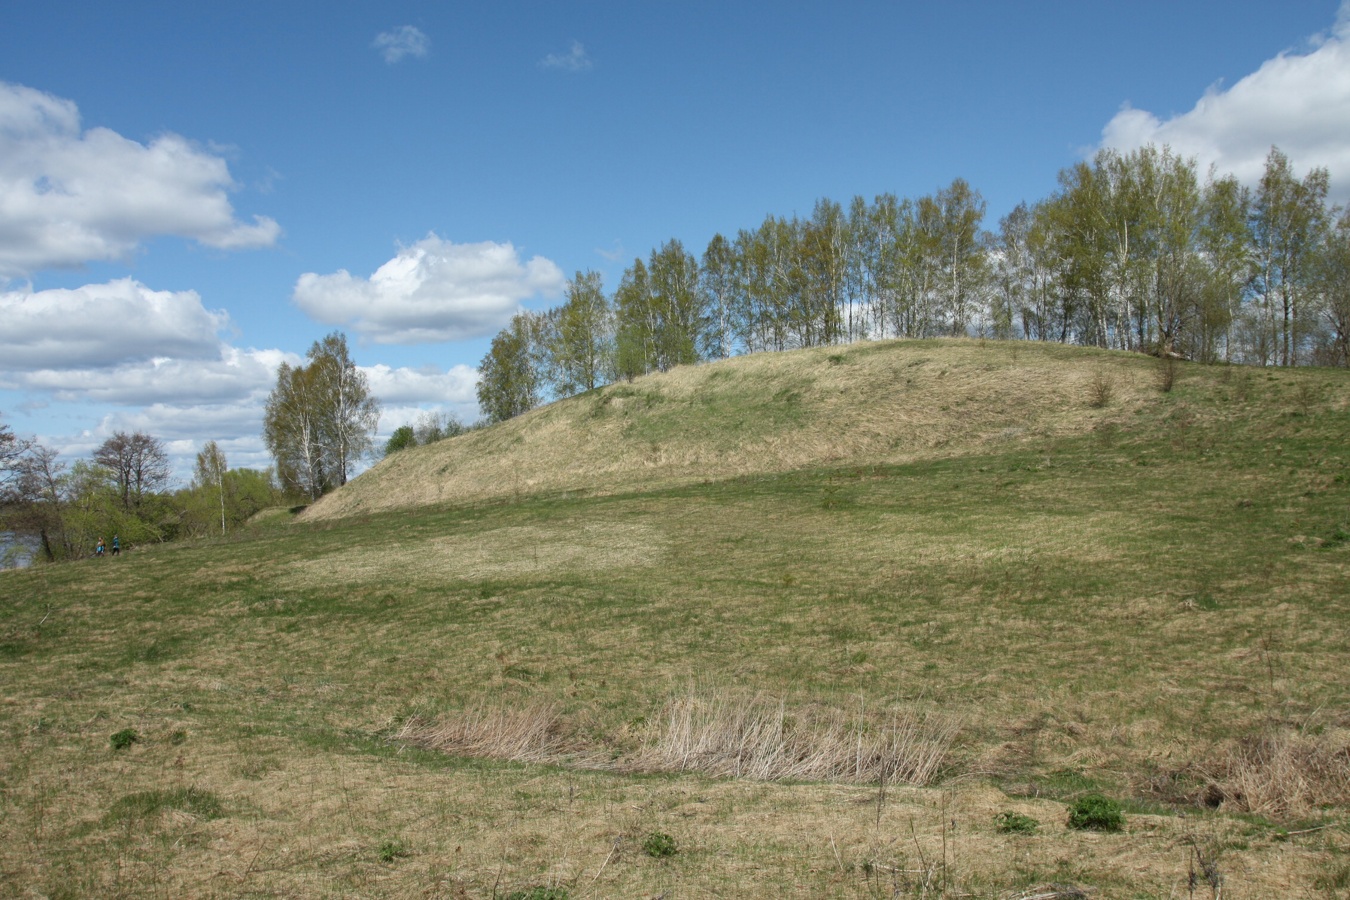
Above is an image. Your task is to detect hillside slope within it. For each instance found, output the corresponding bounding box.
[306,338,1164,520]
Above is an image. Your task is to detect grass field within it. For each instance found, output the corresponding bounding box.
[2,339,1348,897]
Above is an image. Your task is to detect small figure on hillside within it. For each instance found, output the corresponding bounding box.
[96,537,106,557]
[112,535,120,556]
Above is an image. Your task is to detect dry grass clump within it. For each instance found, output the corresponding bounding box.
[636,691,959,785]
[1204,726,1350,818]
[396,701,582,765]
[398,691,959,787]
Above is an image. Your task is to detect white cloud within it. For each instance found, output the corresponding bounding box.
[292,234,566,344]
[1099,5,1350,200]
[540,40,594,72]
[0,82,281,277]
[373,26,430,64]
[0,278,229,368]
[8,347,291,405]
[362,362,479,404]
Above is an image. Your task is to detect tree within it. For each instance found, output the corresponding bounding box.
[264,361,329,499]
[1311,208,1350,366]
[193,440,228,535]
[307,332,381,486]
[384,425,417,455]
[551,270,614,395]
[1250,147,1330,365]
[2,438,70,563]
[700,234,737,358]
[477,313,542,423]
[94,431,170,510]
[414,410,466,444]
[263,332,380,500]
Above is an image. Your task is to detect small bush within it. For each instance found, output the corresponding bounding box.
[643,831,678,858]
[110,728,139,750]
[994,811,1039,834]
[1088,371,1114,408]
[1066,793,1125,831]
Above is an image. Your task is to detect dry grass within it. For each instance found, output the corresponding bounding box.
[635,690,958,785]
[1205,725,1350,818]
[398,690,960,787]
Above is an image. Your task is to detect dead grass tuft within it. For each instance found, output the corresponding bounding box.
[635,690,959,785]
[396,701,581,765]
[1204,726,1350,818]
[398,691,959,787]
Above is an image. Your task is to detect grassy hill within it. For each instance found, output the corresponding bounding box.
[306,338,1195,520]
[2,338,1349,897]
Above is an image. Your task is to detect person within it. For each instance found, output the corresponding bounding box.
[112,535,120,556]
[96,537,105,557]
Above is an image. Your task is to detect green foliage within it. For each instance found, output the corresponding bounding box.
[109,728,139,750]
[1066,794,1125,832]
[994,811,1039,834]
[264,331,379,499]
[384,425,416,455]
[478,313,543,423]
[642,831,678,858]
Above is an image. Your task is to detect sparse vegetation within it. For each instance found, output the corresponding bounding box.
[994,811,1039,834]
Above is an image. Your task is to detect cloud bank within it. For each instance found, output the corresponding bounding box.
[292,234,566,344]
[1099,6,1350,199]
[0,82,280,277]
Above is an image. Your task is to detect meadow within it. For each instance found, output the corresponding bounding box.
[2,339,1348,898]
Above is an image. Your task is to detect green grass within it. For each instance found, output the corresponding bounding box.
[1,340,1347,896]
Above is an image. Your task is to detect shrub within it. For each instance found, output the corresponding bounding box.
[643,831,678,858]
[994,811,1039,834]
[110,728,139,750]
[1088,371,1114,408]
[1066,793,1124,831]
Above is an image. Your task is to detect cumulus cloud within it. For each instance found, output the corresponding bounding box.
[540,40,594,72]
[292,234,566,344]
[0,82,280,277]
[362,362,479,404]
[0,278,229,368]
[373,26,430,64]
[1099,5,1350,199]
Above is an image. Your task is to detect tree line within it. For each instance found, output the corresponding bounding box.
[478,145,1350,422]
[1,422,281,564]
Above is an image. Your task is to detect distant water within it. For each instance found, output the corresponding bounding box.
[1,531,39,569]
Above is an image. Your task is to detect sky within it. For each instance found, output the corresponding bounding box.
[2,1,1349,484]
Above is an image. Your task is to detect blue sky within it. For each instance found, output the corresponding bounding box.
[3,1,1348,481]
